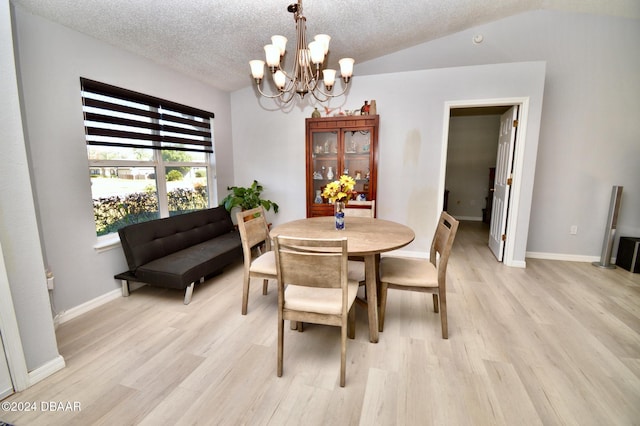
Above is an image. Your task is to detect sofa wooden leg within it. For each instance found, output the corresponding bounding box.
[184,282,195,305]
[121,279,130,297]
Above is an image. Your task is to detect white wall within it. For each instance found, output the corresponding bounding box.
[11,5,236,316]
[358,10,640,260]
[446,115,500,220]
[232,62,546,263]
[1,0,60,375]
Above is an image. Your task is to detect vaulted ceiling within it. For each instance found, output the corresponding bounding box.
[11,0,639,91]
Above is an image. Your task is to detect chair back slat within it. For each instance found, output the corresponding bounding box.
[343,200,375,218]
[244,216,270,248]
[275,236,347,289]
[236,207,271,261]
[430,212,459,275]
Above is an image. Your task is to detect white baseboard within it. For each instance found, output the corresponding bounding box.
[54,288,122,326]
[28,355,65,387]
[505,259,527,268]
[526,251,604,263]
[394,249,603,266]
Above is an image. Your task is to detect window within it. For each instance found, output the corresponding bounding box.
[81,78,215,237]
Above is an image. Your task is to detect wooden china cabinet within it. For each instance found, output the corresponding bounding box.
[305,114,379,217]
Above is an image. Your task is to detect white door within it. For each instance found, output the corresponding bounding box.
[0,334,13,399]
[489,106,519,261]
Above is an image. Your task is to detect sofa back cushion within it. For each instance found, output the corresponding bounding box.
[118,207,235,271]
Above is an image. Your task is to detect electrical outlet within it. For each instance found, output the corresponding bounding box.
[570,225,578,235]
[46,272,54,290]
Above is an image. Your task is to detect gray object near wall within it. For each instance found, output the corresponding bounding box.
[592,185,623,269]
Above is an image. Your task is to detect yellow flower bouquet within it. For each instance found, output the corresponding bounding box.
[322,175,356,230]
[322,175,357,203]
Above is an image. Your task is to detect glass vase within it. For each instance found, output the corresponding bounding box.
[334,201,345,230]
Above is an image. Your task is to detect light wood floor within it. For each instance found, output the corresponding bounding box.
[3,221,640,425]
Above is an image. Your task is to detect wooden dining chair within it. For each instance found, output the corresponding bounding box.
[236,206,277,315]
[378,211,459,338]
[274,235,358,387]
[343,200,375,218]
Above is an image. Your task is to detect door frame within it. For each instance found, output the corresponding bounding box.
[440,97,530,267]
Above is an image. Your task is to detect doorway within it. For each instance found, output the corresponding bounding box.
[441,98,528,267]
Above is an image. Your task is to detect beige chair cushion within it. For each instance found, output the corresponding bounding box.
[380,257,438,288]
[249,251,277,275]
[347,260,365,282]
[285,279,359,315]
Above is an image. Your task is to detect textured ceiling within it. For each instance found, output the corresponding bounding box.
[11,0,640,92]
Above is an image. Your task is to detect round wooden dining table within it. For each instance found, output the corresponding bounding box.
[270,216,415,343]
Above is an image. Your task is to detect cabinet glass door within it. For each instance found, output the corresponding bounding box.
[343,129,373,200]
[310,131,339,205]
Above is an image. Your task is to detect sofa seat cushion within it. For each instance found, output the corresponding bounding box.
[135,231,242,290]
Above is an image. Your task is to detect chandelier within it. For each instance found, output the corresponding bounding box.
[249,0,354,105]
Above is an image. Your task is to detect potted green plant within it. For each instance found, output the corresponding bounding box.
[220,180,279,214]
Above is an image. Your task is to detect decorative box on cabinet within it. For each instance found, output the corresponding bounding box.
[306,115,379,217]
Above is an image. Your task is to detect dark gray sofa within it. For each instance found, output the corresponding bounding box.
[114,206,242,304]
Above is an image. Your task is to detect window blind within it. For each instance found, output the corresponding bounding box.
[80,78,214,153]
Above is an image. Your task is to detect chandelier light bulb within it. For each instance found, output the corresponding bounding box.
[314,34,331,54]
[249,60,265,81]
[273,70,286,90]
[264,44,281,69]
[271,35,287,55]
[297,48,310,67]
[339,58,354,81]
[308,41,325,65]
[322,69,336,90]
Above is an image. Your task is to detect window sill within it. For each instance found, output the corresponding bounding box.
[93,234,121,253]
